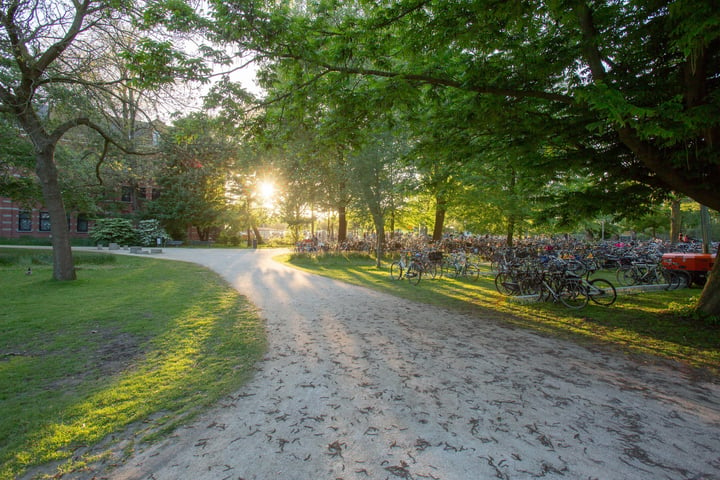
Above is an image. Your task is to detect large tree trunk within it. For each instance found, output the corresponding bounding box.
[370,211,384,268]
[196,226,210,241]
[252,225,263,245]
[35,146,76,281]
[432,195,446,242]
[697,257,720,316]
[505,215,515,247]
[670,198,682,244]
[337,205,347,243]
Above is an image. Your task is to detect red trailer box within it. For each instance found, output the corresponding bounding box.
[661,253,716,286]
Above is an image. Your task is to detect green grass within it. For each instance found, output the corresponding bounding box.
[283,252,719,375]
[0,249,266,479]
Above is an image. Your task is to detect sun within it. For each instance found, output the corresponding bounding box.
[258,180,277,208]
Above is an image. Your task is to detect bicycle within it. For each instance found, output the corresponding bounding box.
[582,277,617,306]
[444,251,481,281]
[389,251,424,285]
[616,259,681,290]
[494,260,542,296]
[420,250,443,279]
[536,270,588,309]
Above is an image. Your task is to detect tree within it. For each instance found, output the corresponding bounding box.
[0,0,210,280]
[148,113,236,241]
[348,128,413,266]
[211,0,720,315]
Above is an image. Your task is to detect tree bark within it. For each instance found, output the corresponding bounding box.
[505,215,515,247]
[670,198,682,244]
[432,195,446,242]
[252,225,264,244]
[196,226,210,241]
[35,145,76,281]
[370,211,385,268]
[696,256,720,317]
[337,205,347,243]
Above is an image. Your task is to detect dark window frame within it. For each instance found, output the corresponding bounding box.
[18,211,32,232]
[77,214,89,233]
[39,212,51,232]
[121,186,133,202]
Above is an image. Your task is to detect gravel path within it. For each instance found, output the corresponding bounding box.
[92,248,719,480]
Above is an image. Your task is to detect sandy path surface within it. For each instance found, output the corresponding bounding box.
[90,248,718,480]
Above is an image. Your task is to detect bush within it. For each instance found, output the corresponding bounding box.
[217,231,243,246]
[136,219,168,247]
[90,218,138,246]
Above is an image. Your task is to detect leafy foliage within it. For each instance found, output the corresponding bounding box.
[136,219,169,247]
[146,113,236,241]
[90,218,139,246]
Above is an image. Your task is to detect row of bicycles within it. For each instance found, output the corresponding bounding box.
[388,237,705,309]
[388,249,616,309]
[387,248,690,310]
[494,258,617,309]
[388,250,483,285]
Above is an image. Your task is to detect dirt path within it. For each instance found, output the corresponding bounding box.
[92,248,718,480]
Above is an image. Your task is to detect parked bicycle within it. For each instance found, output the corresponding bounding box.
[443,251,481,281]
[615,257,682,290]
[535,269,588,309]
[389,251,425,285]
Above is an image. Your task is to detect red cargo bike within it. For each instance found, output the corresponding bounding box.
[661,253,716,287]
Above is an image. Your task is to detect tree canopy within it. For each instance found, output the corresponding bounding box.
[212,0,719,211]
[207,0,719,313]
[0,0,214,279]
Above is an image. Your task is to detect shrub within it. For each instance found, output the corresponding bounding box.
[136,219,168,247]
[90,218,138,246]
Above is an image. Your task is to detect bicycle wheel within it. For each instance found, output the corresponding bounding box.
[494,272,517,295]
[617,267,637,286]
[389,262,404,281]
[466,263,481,281]
[675,270,692,289]
[559,280,589,309]
[535,283,551,302]
[662,269,680,290]
[426,263,438,279]
[566,259,587,278]
[407,264,422,285]
[588,278,617,306]
[519,274,542,296]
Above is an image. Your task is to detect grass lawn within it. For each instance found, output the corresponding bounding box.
[283,252,719,375]
[0,248,266,479]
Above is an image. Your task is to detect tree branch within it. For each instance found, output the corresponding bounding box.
[49,117,159,156]
[274,52,574,104]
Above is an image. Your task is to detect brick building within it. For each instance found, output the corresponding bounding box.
[0,199,90,240]
[0,184,162,241]
[0,119,164,242]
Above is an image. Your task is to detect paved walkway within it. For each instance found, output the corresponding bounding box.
[84,248,719,480]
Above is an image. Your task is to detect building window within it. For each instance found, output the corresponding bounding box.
[138,187,147,200]
[152,188,161,200]
[121,186,132,202]
[18,211,32,231]
[39,212,51,231]
[77,214,89,233]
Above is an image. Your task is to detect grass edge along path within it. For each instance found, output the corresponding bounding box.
[282,252,719,377]
[0,249,267,479]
